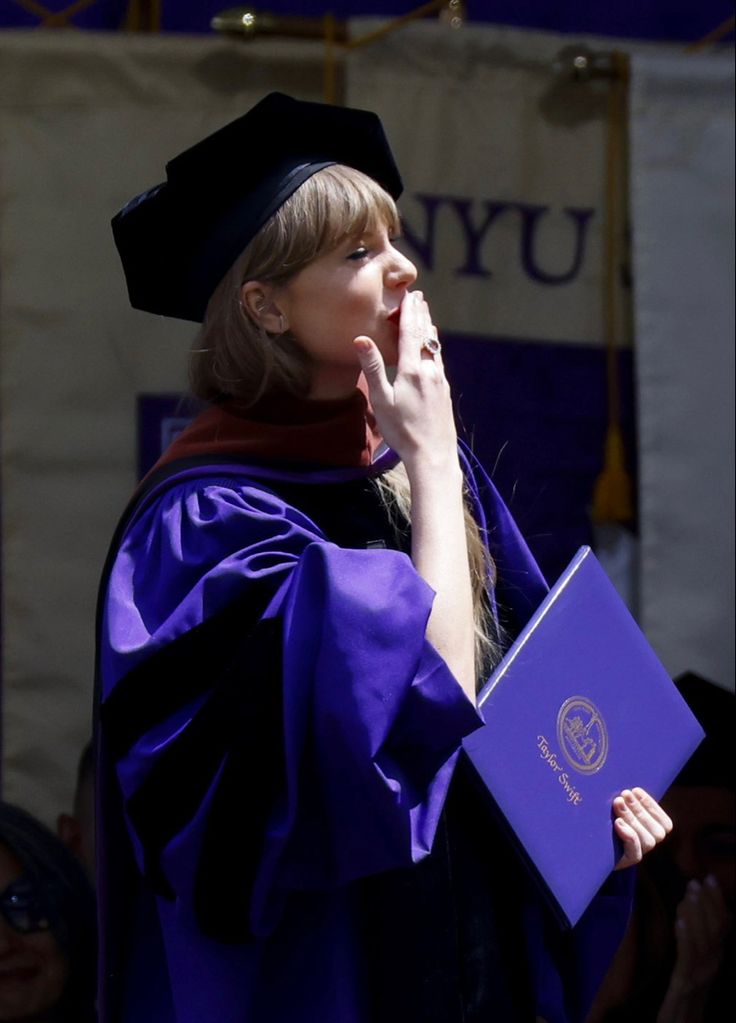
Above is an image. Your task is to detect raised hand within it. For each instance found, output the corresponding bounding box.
[656,874,733,1023]
[354,289,476,699]
[353,290,457,472]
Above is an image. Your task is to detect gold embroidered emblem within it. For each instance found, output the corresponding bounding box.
[556,697,608,774]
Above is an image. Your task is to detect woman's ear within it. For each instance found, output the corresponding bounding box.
[240,281,287,334]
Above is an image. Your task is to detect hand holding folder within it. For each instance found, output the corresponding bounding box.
[611,786,673,869]
[463,546,704,928]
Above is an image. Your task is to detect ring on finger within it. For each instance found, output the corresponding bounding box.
[421,336,442,356]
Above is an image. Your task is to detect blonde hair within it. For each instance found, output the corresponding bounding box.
[190,165,399,406]
[191,164,500,681]
[374,465,501,680]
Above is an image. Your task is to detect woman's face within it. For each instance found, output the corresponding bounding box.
[0,844,69,1022]
[276,222,417,398]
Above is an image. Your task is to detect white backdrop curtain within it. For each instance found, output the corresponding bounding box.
[0,29,324,822]
[629,52,735,688]
[0,25,733,827]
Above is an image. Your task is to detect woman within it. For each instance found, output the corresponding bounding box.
[97,92,672,1023]
[0,802,96,1023]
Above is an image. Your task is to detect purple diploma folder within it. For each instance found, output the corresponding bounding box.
[462,546,705,928]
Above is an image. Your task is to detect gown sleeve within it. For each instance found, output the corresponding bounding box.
[99,475,483,941]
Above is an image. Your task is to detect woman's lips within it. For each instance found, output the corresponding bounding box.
[387,307,401,325]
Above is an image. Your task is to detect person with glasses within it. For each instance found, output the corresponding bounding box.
[0,802,96,1023]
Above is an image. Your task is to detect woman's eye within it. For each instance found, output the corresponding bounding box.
[347,247,369,261]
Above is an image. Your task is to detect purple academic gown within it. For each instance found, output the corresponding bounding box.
[95,442,632,1023]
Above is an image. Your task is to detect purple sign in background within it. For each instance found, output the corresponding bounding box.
[137,394,202,481]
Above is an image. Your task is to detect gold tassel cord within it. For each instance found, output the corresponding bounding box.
[124,0,162,31]
[345,0,452,51]
[592,425,634,525]
[321,2,462,107]
[686,14,736,52]
[323,12,338,104]
[592,51,635,526]
[10,0,161,29]
[333,2,464,109]
[45,0,101,26]
[10,0,102,27]
[9,0,52,18]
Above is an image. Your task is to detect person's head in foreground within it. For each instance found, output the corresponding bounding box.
[0,802,96,1023]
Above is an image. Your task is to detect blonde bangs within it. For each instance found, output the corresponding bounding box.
[258,165,401,280]
[303,164,401,254]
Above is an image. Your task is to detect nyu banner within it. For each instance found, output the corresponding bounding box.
[346,21,614,345]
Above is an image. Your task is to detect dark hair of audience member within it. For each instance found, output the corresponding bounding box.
[0,801,96,1023]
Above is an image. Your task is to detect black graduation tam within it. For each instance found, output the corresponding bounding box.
[673,671,734,789]
[112,93,403,323]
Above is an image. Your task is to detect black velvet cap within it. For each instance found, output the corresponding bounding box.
[112,92,403,322]
[673,671,734,789]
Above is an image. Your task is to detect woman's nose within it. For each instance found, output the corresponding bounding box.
[387,248,417,288]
